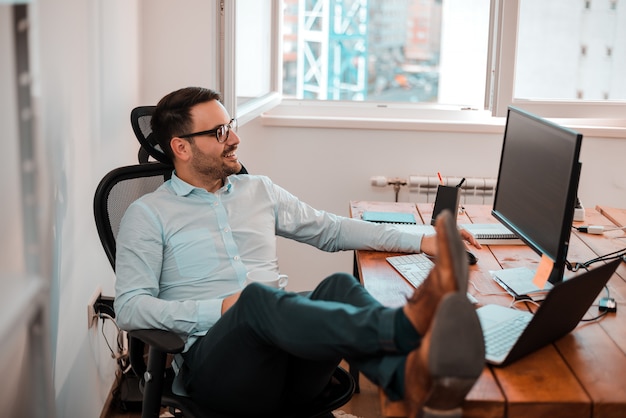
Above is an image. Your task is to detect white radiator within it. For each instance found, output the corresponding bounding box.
[407,175,497,205]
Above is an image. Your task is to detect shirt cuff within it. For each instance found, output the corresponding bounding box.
[400,231,424,253]
[196,299,223,331]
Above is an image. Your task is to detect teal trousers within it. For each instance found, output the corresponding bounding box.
[182,273,419,415]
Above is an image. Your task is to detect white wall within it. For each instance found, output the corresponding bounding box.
[33,1,140,416]
[0,5,25,276]
[578,135,626,207]
[138,0,219,103]
[2,0,625,417]
[0,6,29,415]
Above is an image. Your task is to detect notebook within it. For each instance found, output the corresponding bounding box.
[476,259,620,366]
[362,211,416,224]
[388,224,435,235]
[460,223,524,245]
[492,267,553,301]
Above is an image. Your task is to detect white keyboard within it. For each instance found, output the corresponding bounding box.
[387,253,478,304]
[386,253,434,288]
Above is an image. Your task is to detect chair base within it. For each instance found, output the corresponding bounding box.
[152,366,354,418]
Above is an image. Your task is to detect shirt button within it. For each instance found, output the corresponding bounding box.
[224,227,230,233]
[233,256,240,261]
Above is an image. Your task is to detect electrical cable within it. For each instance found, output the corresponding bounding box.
[573,225,626,234]
[509,297,539,310]
[566,247,626,272]
[469,279,510,297]
[99,312,129,366]
[100,315,118,358]
[580,311,608,322]
[565,249,622,318]
[573,225,604,234]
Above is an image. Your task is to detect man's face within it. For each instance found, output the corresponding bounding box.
[186,100,242,179]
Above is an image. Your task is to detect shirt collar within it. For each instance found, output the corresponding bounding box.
[170,171,233,196]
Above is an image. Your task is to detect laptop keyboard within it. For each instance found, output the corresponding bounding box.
[483,314,532,358]
[386,253,479,304]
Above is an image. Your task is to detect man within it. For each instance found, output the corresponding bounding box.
[115,87,485,417]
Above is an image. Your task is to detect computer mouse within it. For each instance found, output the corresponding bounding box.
[466,250,478,265]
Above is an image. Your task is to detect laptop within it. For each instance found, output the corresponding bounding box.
[476,259,620,366]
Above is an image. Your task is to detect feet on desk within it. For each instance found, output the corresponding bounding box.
[402,211,485,417]
[403,210,469,335]
[404,292,484,417]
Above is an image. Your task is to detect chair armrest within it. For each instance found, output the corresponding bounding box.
[128,329,185,354]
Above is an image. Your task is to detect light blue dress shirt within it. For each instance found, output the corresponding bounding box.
[114,172,424,351]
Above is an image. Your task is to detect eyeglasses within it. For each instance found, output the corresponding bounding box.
[178,118,237,143]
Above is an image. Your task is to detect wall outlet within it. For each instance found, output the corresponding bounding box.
[87,286,102,329]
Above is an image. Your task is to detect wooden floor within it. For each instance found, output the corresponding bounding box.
[103,366,384,418]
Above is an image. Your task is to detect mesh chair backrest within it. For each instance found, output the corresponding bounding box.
[135,110,152,141]
[107,175,166,242]
[94,163,172,270]
[130,106,173,165]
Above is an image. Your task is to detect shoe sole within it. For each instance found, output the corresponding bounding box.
[437,210,469,295]
[421,292,485,417]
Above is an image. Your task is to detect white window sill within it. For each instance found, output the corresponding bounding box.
[261,101,626,138]
[550,118,626,139]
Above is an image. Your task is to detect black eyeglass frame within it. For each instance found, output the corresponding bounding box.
[178,118,237,143]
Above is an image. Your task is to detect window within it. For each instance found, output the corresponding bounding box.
[224,0,626,123]
[493,0,626,118]
[220,0,281,125]
[281,0,491,108]
[515,0,626,102]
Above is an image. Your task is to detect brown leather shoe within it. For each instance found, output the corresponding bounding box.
[403,210,468,335]
[404,292,485,417]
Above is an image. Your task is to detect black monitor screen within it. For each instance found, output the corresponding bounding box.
[492,107,582,284]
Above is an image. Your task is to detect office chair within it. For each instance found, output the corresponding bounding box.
[130,105,166,165]
[91,108,355,417]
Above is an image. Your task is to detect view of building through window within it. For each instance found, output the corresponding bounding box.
[516,0,625,101]
[282,0,625,105]
[282,0,450,103]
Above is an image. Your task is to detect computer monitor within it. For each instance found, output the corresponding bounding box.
[492,106,583,285]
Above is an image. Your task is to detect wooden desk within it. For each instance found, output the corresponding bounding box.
[350,202,626,418]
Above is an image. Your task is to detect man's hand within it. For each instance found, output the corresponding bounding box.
[420,228,482,257]
[459,228,482,250]
[221,291,241,314]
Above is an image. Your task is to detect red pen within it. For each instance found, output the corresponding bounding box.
[437,172,444,185]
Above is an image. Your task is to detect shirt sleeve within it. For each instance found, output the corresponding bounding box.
[114,200,223,340]
[269,180,424,253]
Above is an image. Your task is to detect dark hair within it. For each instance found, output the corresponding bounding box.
[151,87,222,161]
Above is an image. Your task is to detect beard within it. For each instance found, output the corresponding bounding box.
[190,145,242,181]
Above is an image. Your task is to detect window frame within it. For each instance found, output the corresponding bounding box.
[219,0,282,126]
[221,0,626,130]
